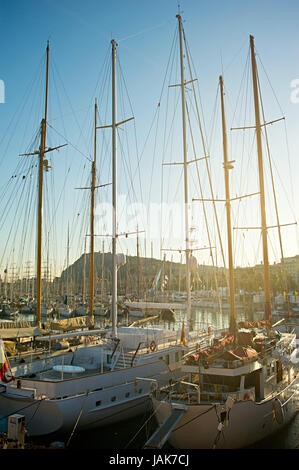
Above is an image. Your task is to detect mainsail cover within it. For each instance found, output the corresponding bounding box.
[50,316,89,331]
[220,346,258,362]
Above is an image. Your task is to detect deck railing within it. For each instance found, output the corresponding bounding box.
[159,383,255,404]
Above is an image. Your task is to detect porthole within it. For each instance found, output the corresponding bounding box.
[96,400,101,407]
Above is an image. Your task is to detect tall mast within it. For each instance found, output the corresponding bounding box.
[111,39,118,339]
[83,236,87,304]
[250,35,272,323]
[219,76,237,337]
[162,253,166,302]
[66,223,69,304]
[101,241,105,304]
[95,39,133,335]
[46,234,49,307]
[179,253,182,293]
[4,264,7,300]
[36,41,49,326]
[125,251,129,297]
[151,242,153,301]
[177,14,192,335]
[89,99,97,328]
[137,225,140,299]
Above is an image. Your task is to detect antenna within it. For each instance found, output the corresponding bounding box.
[220,49,224,77]
[177,4,184,17]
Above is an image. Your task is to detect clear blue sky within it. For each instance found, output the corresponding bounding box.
[0,0,299,278]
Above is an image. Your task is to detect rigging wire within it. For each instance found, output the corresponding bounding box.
[183,32,226,272]
[256,54,297,227]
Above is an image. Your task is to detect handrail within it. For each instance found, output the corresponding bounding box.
[135,377,158,392]
[260,372,299,404]
[111,338,120,359]
[110,346,122,371]
[131,342,143,367]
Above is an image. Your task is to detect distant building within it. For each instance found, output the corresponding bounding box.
[281,255,299,284]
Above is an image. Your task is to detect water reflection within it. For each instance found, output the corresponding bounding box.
[149,307,264,332]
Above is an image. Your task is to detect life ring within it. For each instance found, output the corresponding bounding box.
[150,341,157,352]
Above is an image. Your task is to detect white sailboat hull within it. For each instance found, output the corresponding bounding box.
[152,381,299,449]
[0,384,151,436]
[0,394,63,436]
[57,307,72,318]
[0,360,182,436]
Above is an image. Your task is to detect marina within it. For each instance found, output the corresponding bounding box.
[0,0,299,453]
[0,306,298,450]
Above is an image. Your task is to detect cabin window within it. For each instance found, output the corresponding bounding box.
[202,374,240,392]
[244,370,259,389]
[138,388,142,394]
[96,400,101,407]
[111,396,116,402]
[107,354,112,364]
[125,392,130,398]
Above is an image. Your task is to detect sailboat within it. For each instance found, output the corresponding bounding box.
[0,38,206,437]
[145,29,299,450]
